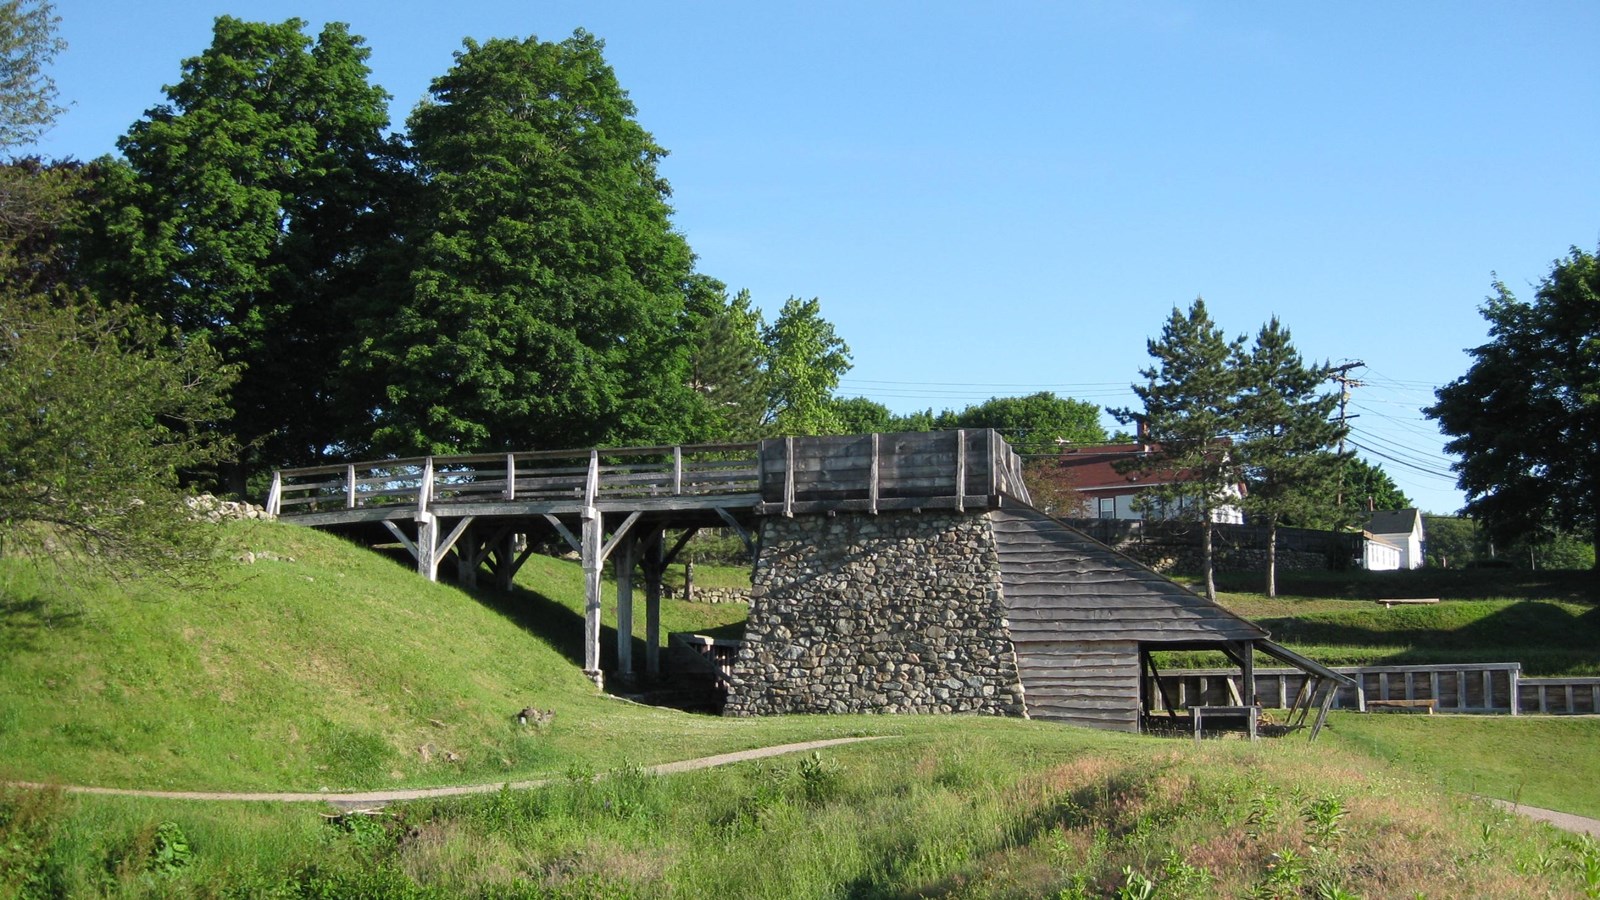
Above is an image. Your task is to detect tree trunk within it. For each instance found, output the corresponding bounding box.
[1202,516,1216,601]
[1267,517,1278,599]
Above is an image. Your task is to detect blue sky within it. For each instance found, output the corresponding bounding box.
[34,1,1600,515]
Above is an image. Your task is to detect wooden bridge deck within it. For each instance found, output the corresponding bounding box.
[268,430,1031,688]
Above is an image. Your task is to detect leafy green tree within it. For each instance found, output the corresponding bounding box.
[89,17,399,491]
[1340,457,1411,524]
[361,31,696,454]
[761,296,851,436]
[1234,317,1345,596]
[1423,514,1477,568]
[0,292,236,576]
[0,0,62,150]
[1427,248,1600,568]
[681,278,766,441]
[935,391,1105,457]
[1110,298,1244,599]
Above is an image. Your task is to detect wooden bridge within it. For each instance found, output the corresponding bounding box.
[267,430,1030,687]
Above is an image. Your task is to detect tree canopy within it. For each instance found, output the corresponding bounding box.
[1427,248,1600,566]
[89,16,398,489]
[1233,317,1345,594]
[936,392,1105,456]
[1110,299,1244,598]
[0,0,62,151]
[761,296,852,436]
[359,31,697,455]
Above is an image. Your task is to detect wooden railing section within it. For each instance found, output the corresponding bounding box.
[268,429,1031,519]
[1150,662,1528,714]
[267,442,761,517]
[755,429,1031,515]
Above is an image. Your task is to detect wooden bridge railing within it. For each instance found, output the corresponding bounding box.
[267,442,761,517]
[268,429,1032,519]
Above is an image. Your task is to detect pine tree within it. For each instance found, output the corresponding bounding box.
[1110,298,1244,599]
[1234,317,1345,596]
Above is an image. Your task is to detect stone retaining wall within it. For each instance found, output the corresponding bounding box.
[724,511,1026,717]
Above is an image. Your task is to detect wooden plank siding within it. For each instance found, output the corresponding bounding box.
[1012,640,1142,731]
[991,506,1268,730]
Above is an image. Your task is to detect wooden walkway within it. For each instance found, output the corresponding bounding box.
[269,431,1030,688]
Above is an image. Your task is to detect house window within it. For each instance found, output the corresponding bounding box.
[1098,497,1116,519]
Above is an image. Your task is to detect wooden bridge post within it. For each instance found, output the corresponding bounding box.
[644,529,664,677]
[582,507,603,687]
[616,534,637,679]
[416,457,439,581]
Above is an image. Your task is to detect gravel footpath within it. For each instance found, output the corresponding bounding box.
[12,736,887,810]
[1488,799,1600,838]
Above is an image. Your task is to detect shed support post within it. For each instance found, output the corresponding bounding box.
[582,507,603,688]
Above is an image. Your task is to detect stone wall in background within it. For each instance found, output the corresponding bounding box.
[724,511,1027,717]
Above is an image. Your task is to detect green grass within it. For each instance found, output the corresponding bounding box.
[1181,566,1600,675]
[0,522,818,794]
[6,523,1600,896]
[1322,712,1600,819]
[7,723,1595,898]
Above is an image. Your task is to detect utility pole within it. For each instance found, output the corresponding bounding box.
[1329,361,1365,512]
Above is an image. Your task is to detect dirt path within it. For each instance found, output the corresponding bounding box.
[12,736,887,810]
[1488,799,1600,838]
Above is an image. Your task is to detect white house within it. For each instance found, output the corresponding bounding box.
[1363,509,1426,570]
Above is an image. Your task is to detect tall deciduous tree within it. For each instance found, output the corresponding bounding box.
[89,17,399,491]
[761,296,851,436]
[0,0,62,151]
[936,391,1105,456]
[1427,249,1600,568]
[0,293,237,576]
[1234,317,1345,596]
[1110,298,1244,599]
[361,31,696,454]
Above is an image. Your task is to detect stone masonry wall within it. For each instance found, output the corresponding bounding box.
[723,511,1027,717]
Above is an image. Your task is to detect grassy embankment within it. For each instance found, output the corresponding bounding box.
[3,522,1600,896]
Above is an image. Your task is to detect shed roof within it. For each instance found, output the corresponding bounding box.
[990,506,1267,644]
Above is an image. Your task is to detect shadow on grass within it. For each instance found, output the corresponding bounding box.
[0,592,84,654]
[1211,567,1600,603]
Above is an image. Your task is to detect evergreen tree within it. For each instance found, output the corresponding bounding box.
[1110,298,1244,599]
[1234,317,1345,596]
[681,277,766,441]
[361,31,696,454]
[89,17,399,491]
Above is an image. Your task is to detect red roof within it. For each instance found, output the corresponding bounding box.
[1036,441,1243,497]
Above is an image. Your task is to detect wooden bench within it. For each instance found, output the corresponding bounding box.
[1192,705,1258,743]
[1376,598,1439,609]
[1366,698,1436,714]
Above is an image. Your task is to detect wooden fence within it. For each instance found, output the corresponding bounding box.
[1518,676,1600,715]
[1066,519,1360,563]
[1150,662,1529,714]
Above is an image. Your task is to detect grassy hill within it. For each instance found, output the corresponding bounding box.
[3,521,1600,897]
[0,521,810,793]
